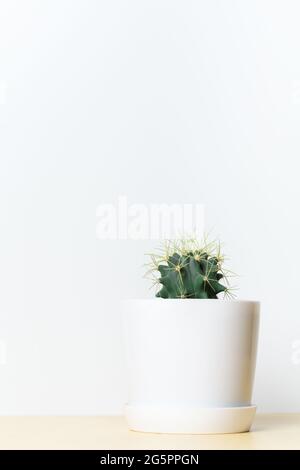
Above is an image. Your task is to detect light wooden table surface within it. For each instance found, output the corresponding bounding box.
[0,414,299,450]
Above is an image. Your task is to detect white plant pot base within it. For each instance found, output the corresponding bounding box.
[125,404,257,434]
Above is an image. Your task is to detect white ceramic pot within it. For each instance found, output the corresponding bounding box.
[122,299,260,434]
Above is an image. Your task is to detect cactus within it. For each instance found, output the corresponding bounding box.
[146,237,235,299]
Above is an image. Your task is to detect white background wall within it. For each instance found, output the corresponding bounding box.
[0,0,300,414]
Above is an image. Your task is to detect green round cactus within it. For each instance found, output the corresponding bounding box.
[146,238,235,299]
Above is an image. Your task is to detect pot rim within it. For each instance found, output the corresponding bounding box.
[122,298,260,304]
